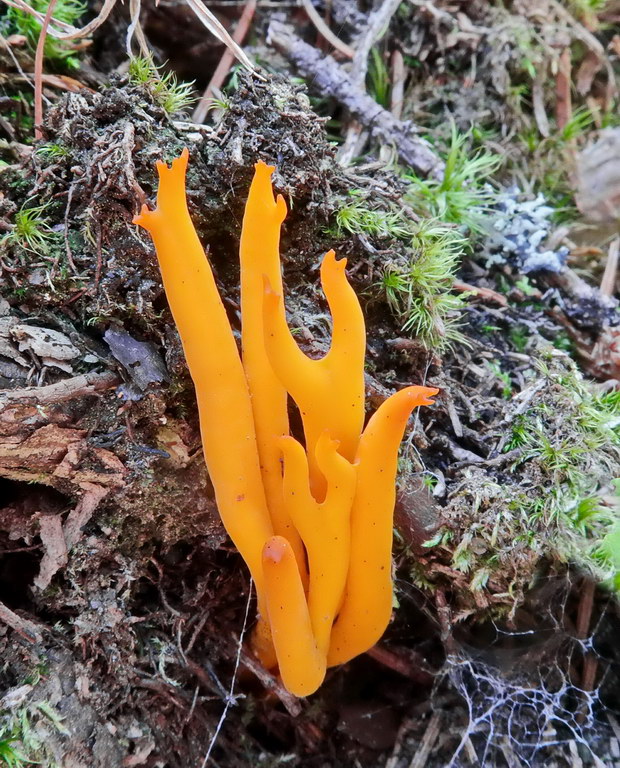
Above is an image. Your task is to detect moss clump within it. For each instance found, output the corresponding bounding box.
[422,350,620,615]
[2,0,85,69]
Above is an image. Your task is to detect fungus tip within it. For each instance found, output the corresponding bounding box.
[321,249,347,275]
[263,535,288,564]
[155,148,189,180]
[133,204,156,230]
[254,159,276,175]
[402,385,439,408]
[417,386,439,406]
[262,274,281,302]
[275,194,287,220]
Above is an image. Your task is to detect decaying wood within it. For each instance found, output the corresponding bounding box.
[34,483,114,589]
[267,21,443,178]
[0,599,44,643]
[0,421,125,488]
[34,514,67,590]
[0,370,118,406]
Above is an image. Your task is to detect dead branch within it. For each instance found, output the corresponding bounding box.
[0,370,118,406]
[350,0,401,91]
[267,20,443,178]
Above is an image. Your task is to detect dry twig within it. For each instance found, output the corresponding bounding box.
[33,0,58,138]
[0,370,118,405]
[409,711,442,768]
[268,21,443,178]
[600,237,619,297]
[0,599,44,643]
[350,0,401,91]
[193,0,258,123]
[300,0,354,59]
[390,49,405,120]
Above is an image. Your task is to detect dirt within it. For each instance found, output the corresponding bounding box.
[0,1,619,766]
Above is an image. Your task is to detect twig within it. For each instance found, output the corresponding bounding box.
[341,0,401,163]
[338,121,368,166]
[193,0,258,123]
[267,21,443,178]
[556,47,572,132]
[61,182,78,275]
[435,589,456,653]
[453,280,508,307]
[0,599,44,643]
[408,711,442,768]
[3,0,258,75]
[366,645,434,685]
[33,0,58,139]
[549,0,617,100]
[300,0,354,59]
[185,0,256,74]
[350,0,401,91]
[0,371,118,406]
[126,0,151,58]
[532,66,550,138]
[390,49,405,120]
[600,236,619,297]
[385,717,413,768]
[575,577,597,725]
[240,651,302,716]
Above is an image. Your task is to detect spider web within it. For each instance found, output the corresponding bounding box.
[432,586,619,767]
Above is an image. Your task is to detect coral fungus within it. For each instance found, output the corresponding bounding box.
[134,149,437,696]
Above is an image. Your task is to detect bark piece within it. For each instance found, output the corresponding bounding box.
[0,599,43,643]
[34,514,68,590]
[10,324,80,373]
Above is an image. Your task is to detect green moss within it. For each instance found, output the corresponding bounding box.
[128,56,195,115]
[3,0,85,69]
[379,222,470,350]
[425,352,620,610]
[405,124,501,234]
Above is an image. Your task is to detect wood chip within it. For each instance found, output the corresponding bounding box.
[34,514,68,590]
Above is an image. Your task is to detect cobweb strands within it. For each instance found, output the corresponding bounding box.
[437,619,614,768]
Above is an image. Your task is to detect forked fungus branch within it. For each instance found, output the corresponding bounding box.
[134,149,437,696]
